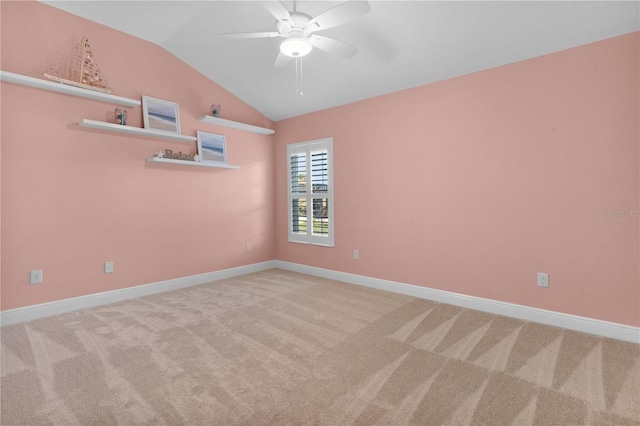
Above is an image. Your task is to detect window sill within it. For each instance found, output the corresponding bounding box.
[288,238,335,247]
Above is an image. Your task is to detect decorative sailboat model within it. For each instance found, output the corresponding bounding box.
[43,36,112,94]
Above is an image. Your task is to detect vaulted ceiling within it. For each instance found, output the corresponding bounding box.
[43,1,640,121]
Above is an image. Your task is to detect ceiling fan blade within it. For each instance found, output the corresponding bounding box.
[262,1,292,23]
[308,1,371,31]
[218,31,281,39]
[275,51,292,68]
[309,35,358,58]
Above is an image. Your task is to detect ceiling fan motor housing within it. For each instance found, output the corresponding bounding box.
[277,12,314,38]
[278,12,314,57]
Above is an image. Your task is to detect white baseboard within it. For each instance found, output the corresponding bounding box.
[274,261,640,344]
[2,260,638,344]
[0,261,277,327]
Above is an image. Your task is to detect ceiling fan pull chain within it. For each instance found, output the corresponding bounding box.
[296,57,304,96]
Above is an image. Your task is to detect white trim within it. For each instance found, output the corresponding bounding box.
[3,260,638,344]
[274,261,640,344]
[0,261,277,327]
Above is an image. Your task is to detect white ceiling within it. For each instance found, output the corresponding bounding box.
[42,1,640,121]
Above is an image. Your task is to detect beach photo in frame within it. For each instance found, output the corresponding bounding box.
[142,95,181,134]
[197,131,227,164]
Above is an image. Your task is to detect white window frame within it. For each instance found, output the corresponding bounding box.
[287,137,334,247]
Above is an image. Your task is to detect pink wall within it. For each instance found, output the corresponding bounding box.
[2,2,638,328]
[274,32,640,327]
[1,2,275,310]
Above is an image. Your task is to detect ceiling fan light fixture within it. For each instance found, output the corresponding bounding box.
[280,37,312,57]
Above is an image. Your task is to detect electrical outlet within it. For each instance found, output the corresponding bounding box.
[29,270,43,285]
[354,249,360,260]
[246,243,252,253]
[537,272,549,288]
[104,261,114,274]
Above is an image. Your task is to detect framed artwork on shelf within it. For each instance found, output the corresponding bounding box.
[142,95,181,134]
[197,131,227,164]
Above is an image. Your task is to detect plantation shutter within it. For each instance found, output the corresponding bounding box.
[287,138,334,246]
[290,149,307,234]
[310,148,329,236]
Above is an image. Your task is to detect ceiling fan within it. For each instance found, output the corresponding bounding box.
[220,1,371,68]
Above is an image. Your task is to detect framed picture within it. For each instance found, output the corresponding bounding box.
[197,131,227,164]
[142,95,181,134]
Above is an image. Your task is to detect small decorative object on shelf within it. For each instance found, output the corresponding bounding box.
[115,108,127,125]
[154,151,165,158]
[211,104,221,118]
[162,149,196,161]
[42,36,113,94]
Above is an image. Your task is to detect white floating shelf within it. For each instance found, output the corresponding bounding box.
[199,115,275,135]
[1,70,140,107]
[146,157,240,169]
[79,119,196,142]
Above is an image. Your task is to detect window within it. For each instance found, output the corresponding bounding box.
[287,138,334,246]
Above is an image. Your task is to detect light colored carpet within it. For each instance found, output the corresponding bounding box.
[1,269,639,425]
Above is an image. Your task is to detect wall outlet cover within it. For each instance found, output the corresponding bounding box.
[537,272,549,288]
[29,270,43,285]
